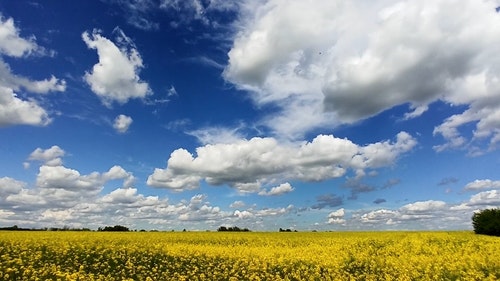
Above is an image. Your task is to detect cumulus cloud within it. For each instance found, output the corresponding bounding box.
[400,200,447,212]
[225,0,500,150]
[103,165,136,188]
[355,191,500,230]
[234,209,254,219]
[254,204,294,218]
[1,172,498,230]
[0,177,26,196]
[0,15,65,127]
[327,208,346,224]
[0,14,40,57]
[0,156,138,223]
[37,165,105,192]
[360,209,398,225]
[36,164,136,192]
[0,86,51,127]
[148,132,416,192]
[113,114,133,133]
[100,187,157,205]
[464,179,500,191]
[28,145,65,166]
[258,182,293,196]
[468,190,500,206]
[82,28,151,106]
[229,200,246,208]
[0,60,66,95]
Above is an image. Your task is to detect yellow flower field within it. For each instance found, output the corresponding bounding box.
[0,231,498,280]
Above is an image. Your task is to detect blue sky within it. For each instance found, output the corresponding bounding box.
[0,0,499,231]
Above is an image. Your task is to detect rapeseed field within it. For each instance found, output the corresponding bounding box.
[0,231,498,280]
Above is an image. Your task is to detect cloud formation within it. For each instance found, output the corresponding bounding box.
[113,114,133,133]
[0,15,65,127]
[258,182,293,196]
[82,28,151,106]
[464,179,500,191]
[0,15,40,57]
[28,145,65,166]
[225,0,500,151]
[1,155,498,231]
[355,193,500,229]
[36,164,135,192]
[327,208,346,224]
[0,86,50,127]
[147,132,416,192]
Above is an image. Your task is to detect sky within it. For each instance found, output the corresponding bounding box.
[0,0,499,231]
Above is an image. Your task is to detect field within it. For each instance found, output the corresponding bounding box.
[0,231,499,280]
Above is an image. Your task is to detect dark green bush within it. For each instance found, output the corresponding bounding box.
[472,208,500,236]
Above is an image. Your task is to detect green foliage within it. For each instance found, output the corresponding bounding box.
[472,208,500,236]
[98,225,130,232]
[217,226,250,232]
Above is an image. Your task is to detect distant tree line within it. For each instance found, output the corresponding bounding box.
[0,225,91,231]
[0,225,132,232]
[97,225,130,232]
[279,228,298,232]
[217,226,250,232]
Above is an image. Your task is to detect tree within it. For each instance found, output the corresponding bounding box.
[217,226,250,232]
[99,225,130,232]
[472,208,500,236]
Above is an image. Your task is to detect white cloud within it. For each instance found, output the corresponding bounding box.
[327,208,346,224]
[225,0,500,150]
[400,200,447,213]
[464,179,500,191]
[359,201,448,227]
[229,200,245,208]
[27,147,136,189]
[148,132,416,192]
[360,209,398,224]
[355,192,500,229]
[0,177,26,196]
[36,164,135,192]
[1,171,498,230]
[0,86,51,127]
[0,59,66,95]
[82,28,151,106]
[258,182,293,196]
[113,114,133,133]
[234,210,254,219]
[103,165,136,188]
[254,205,294,218]
[328,208,345,218]
[36,165,104,192]
[0,15,39,57]
[147,162,202,192]
[468,190,500,206]
[0,15,65,127]
[100,188,151,205]
[28,145,65,166]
